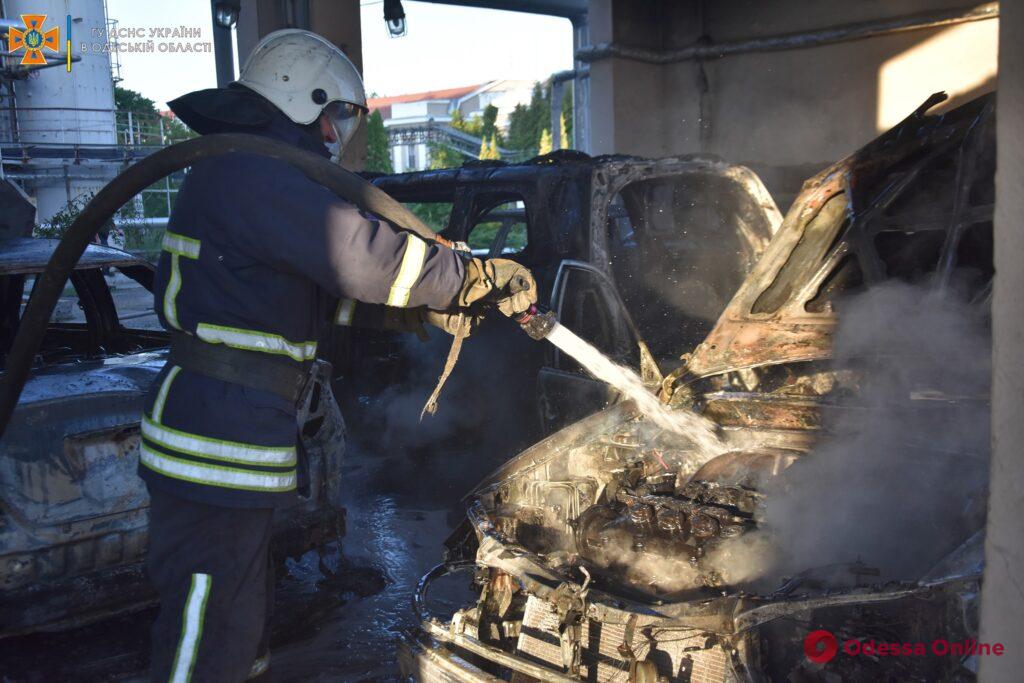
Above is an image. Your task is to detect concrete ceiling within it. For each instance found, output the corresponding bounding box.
[414,0,586,20]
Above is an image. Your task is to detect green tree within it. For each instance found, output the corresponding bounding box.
[478,133,501,160]
[115,85,195,145]
[430,108,482,169]
[506,83,551,156]
[480,104,502,146]
[115,85,157,115]
[407,202,453,232]
[164,115,197,144]
[112,86,193,222]
[538,128,552,156]
[428,140,464,170]
[365,110,393,173]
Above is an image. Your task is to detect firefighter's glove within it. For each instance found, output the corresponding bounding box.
[382,306,429,340]
[456,258,537,317]
[422,309,482,338]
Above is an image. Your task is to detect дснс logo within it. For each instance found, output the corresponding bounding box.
[8,14,59,66]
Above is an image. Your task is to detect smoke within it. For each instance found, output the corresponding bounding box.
[716,281,991,588]
[359,316,541,458]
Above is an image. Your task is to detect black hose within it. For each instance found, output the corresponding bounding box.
[0,133,448,439]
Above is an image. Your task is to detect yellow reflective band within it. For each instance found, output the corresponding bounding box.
[141,416,296,466]
[170,573,211,683]
[386,234,427,307]
[162,231,201,259]
[334,298,356,326]
[151,365,181,424]
[195,323,317,362]
[164,253,184,330]
[141,445,297,492]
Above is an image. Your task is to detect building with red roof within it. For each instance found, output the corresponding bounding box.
[370,80,534,171]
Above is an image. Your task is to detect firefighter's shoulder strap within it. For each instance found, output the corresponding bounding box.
[168,331,309,404]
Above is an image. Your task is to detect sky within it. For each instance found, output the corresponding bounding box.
[106,0,573,109]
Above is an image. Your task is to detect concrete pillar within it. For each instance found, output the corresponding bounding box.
[309,0,365,169]
[585,0,701,157]
[581,0,997,205]
[979,1,1024,679]
[236,0,286,61]
[571,17,589,152]
[235,0,365,169]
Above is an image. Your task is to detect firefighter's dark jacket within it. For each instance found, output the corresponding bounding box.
[139,99,465,508]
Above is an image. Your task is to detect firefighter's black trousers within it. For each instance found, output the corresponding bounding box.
[147,486,274,682]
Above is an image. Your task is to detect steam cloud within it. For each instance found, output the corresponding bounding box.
[365,320,537,451]
[718,282,991,588]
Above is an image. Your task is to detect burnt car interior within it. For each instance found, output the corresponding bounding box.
[0,249,164,368]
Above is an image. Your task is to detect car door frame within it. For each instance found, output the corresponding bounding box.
[536,258,663,434]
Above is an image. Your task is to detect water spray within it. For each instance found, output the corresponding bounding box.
[506,298,725,454]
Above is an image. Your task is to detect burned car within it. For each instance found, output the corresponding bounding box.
[342,151,781,463]
[400,92,993,681]
[0,238,345,637]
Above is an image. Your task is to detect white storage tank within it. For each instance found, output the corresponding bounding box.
[5,0,116,222]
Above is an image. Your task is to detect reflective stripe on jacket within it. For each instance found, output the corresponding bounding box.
[140,110,465,507]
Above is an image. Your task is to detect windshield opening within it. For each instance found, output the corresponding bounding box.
[608,175,763,362]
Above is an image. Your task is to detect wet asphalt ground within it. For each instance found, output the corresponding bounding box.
[0,419,505,682]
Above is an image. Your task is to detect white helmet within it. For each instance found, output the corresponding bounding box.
[238,29,367,150]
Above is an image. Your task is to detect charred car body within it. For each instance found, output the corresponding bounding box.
[0,238,345,637]
[350,149,781,457]
[401,93,994,681]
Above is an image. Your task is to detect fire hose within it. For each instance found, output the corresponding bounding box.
[0,133,455,439]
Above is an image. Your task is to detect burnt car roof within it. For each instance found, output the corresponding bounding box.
[0,238,151,276]
[682,92,994,379]
[370,150,716,196]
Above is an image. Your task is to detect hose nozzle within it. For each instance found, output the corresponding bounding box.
[514,305,557,340]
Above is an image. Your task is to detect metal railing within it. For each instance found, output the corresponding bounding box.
[1,106,186,230]
[0,105,179,147]
[386,122,532,163]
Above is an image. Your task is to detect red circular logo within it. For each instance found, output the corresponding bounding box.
[805,630,839,664]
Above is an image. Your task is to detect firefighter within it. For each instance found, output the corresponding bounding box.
[140,29,536,682]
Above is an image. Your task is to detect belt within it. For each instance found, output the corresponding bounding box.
[168,331,311,404]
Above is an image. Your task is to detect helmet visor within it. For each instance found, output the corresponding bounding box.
[324,100,366,153]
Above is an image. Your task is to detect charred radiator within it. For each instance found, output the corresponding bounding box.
[514,596,733,682]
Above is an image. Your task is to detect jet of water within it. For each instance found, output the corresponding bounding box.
[544,322,724,454]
